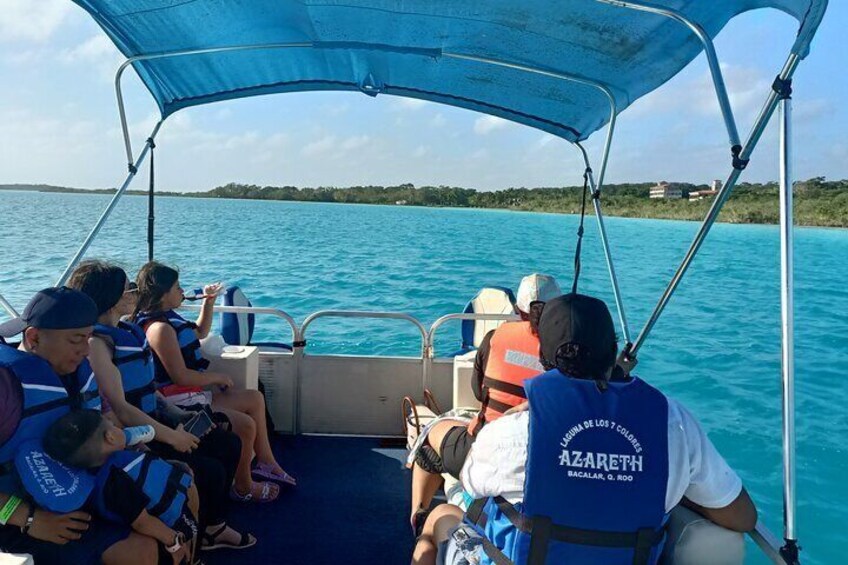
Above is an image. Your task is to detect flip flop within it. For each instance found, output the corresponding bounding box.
[229,481,280,503]
[200,523,257,551]
[252,462,297,486]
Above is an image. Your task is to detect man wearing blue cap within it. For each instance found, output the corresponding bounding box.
[0,287,159,565]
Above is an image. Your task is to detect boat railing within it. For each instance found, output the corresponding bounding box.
[300,310,429,357]
[426,313,520,355]
[182,304,524,391]
[182,303,300,342]
[750,521,789,564]
[424,312,519,390]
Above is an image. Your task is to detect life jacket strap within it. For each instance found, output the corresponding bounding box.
[21,396,74,418]
[147,465,189,519]
[81,389,101,406]
[482,377,527,399]
[179,340,210,371]
[124,382,157,406]
[467,497,664,565]
[480,536,516,565]
[484,397,514,416]
[114,349,151,365]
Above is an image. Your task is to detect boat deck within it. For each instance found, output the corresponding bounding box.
[206,435,413,565]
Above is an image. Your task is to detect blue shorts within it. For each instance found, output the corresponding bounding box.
[437,524,484,565]
[0,519,131,565]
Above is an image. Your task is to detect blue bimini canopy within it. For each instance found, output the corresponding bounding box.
[73,1,826,142]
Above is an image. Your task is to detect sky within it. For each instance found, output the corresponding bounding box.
[0,1,845,192]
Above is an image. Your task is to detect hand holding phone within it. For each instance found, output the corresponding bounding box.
[184,410,214,438]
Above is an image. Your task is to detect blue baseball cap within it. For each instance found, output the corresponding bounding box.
[15,439,95,513]
[0,287,98,338]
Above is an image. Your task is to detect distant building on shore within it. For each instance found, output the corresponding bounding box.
[649,181,683,199]
[689,179,722,202]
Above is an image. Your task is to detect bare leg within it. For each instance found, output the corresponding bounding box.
[186,483,200,561]
[214,406,266,496]
[410,462,444,527]
[411,504,464,565]
[102,532,158,565]
[214,388,294,483]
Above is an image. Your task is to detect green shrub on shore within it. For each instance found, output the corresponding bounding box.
[3,178,847,227]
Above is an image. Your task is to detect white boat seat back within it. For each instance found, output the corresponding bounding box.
[660,505,744,565]
[459,287,516,352]
[220,286,252,345]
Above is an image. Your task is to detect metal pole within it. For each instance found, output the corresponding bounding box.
[575,143,631,345]
[778,87,799,563]
[147,140,155,261]
[628,54,800,359]
[55,120,164,287]
[0,291,19,319]
[595,0,740,149]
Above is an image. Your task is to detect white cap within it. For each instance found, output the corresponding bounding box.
[515,273,562,313]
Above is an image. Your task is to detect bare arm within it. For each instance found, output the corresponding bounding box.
[88,337,199,453]
[146,322,230,388]
[131,510,179,546]
[0,494,92,545]
[193,283,222,339]
[682,488,758,533]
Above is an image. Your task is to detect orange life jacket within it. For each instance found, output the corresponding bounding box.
[468,320,543,434]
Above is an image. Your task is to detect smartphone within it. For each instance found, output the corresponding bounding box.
[184,410,214,438]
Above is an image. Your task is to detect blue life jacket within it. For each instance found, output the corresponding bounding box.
[94,450,192,527]
[0,345,100,494]
[135,310,210,387]
[93,322,157,415]
[466,370,669,565]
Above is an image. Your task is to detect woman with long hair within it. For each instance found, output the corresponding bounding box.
[68,260,256,550]
[134,261,295,504]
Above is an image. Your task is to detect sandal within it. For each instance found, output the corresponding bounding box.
[252,462,297,486]
[200,523,257,551]
[229,481,280,503]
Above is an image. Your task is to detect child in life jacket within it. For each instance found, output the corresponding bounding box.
[44,409,200,564]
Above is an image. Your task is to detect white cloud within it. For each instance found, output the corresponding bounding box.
[392,97,429,111]
[213,108,233,121]
[0,0,72,43]
[473,115,510,135]
[321,102,350,117]
[413,145,429,158]
[430,113,447,128]
[341,135,370,151]
[301,135,337,157]
[60,35,115,63]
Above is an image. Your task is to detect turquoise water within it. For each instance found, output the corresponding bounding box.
[1,191,846,563]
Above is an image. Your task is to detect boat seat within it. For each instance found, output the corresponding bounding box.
[449,287,516,357]
[219,286,291,351]
[660,505,744,564]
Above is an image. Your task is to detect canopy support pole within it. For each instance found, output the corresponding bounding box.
[147,137,156,261]
[777,83,800,565]
[575,142,631,345]
[625,53,800,362]
[55,120,164,287]
[0,290,19,319]
[595,0,740,150]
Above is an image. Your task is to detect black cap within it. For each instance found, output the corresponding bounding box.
[538,293,617,370]
[0,287,99,338]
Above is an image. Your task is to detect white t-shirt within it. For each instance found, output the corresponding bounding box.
[460,396,742,513]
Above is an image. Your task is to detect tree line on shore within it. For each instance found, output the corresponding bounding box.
[2,177,846,227]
